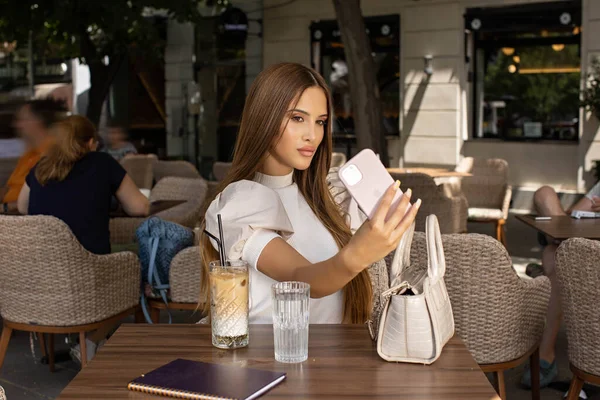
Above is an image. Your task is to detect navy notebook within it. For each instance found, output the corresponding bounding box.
[127,359,286,400]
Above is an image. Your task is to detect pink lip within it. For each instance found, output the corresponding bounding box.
[298,146,316,157]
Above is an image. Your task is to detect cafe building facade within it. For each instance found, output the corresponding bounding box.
[259,0,598,208]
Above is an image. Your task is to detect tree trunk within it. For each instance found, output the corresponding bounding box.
[86,61,107,126]
[79,31,123,127]
[332,0,389,166]
[86,57,123,127]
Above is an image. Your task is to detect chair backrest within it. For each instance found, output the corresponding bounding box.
[0,157,19,187]
[0,215,96,325]
[153,160,201,183]
[455,157,508,209]
[331,152,347,168]
[120,154,158,189]
[390,172,463,233]
[410,232,548,364]
[169,246,203,304]
[150,177,208,228]
[556,238,600,376]
[212,162,232,181]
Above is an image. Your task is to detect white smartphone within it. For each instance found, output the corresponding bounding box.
[338,149,405,220]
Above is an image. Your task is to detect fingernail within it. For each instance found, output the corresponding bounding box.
[415,198,422,207]
[394,180,401,190]
[406,188,412,198]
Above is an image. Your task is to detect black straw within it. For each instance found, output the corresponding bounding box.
[202,229,224,266]
[217,214,226,265]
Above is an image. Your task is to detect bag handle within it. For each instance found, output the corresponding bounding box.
[389,221,415,287]
[426,215,446,284]
[141,237,173,324]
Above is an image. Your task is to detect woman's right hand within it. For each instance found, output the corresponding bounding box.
[341,181,421,272]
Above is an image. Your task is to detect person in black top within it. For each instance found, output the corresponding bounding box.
[17,115,150,254]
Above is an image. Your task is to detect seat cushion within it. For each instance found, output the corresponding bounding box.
[468,207,504,221]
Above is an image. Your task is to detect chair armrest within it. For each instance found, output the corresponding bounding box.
[10,250,141,326]
[169,246,202,304]
[448,194,468,233]
[502,185,512,220]
[82,251,141,322]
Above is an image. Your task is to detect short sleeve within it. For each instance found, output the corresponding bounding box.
[327,167,366,233]
[205,180,294,269]
[102,153,127,194]
[586,181,600,200]
[25,165,37,187]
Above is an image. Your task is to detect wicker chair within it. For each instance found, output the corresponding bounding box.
[153,160,201,183]
[555,238,600,400]
[455,157,512,246]
[206,162,232,199]
[212,161,232,181]
[409,232,550,399]
[148,246,204,322]
[0,157,18,187]
[110,177,208,245]
[120,154,158,190]
[0,215,140,371]
[390,172,468,234]
[331,152,347,168]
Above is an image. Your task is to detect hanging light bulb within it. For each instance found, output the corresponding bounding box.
[508,64,517,73]
[513,55,520,63]
[502,47,515,56]
[573,26,580,35]
[552,44,565,52]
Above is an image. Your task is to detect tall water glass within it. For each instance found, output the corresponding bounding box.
[209,260,249,349]
[271,282,310,363]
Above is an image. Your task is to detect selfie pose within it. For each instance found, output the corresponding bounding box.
[201,63,421,324]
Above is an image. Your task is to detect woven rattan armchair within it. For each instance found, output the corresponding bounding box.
[148,246,204,322]
[0,215,140,370]
[153,160,201,183]
[207,162,232,199]
[410,232,550,399]
[0,157,18,187]
[390,172,468,234]
[120,154,158,190]
[455,157,512,246]
[555,238,600,400]
[110,177,208,245]
[212,161,232,181]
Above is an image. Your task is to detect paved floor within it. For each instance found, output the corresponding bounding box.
[0,213,597,399]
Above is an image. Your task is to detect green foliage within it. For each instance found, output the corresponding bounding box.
[581,58,600,121]
[483,45,580,125]
[0,0,204,64]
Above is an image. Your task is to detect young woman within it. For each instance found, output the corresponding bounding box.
[17,115,150,255]
[201,63,420,325]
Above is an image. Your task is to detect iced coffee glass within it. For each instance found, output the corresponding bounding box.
[209,260,249,349]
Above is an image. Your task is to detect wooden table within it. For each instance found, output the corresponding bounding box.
[58,324,499,399]
[387,168,472,179]
[109,200,185,218]
[516,214,600,241]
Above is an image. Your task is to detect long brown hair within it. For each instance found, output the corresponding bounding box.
[35,115,98,185]
[200,63,372,323]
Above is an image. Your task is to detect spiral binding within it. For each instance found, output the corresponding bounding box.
[127,381,235,400]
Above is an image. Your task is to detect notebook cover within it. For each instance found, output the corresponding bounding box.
[127,359,286,400]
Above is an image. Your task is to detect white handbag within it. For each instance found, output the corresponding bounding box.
[370,214,455,364]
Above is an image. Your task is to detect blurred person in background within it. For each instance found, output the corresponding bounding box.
[17,115,149,255]
[0,98,66,214]
[17,115,149,363]
[102,122,137,161]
